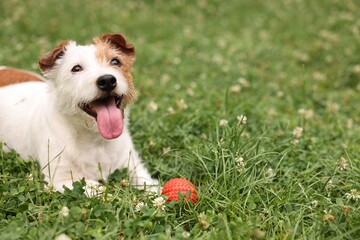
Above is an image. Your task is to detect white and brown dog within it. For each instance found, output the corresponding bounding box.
[0,33,159,193]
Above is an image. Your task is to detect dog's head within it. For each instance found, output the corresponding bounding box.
[39,34,137,140]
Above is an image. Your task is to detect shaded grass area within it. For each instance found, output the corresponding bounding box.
[1,0,360,239]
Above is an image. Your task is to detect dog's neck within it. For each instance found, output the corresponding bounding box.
[45,87,113,143]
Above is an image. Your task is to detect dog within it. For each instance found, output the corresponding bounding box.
[0,33,159,194]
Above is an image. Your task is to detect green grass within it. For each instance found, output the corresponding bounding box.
[1,0,360,239]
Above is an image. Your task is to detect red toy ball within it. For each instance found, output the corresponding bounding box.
[161,178,198,204]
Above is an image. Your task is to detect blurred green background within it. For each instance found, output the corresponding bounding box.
[1,0,360,239]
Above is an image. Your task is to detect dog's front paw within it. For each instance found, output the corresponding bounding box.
[52,180,76,193]
[52,179,104,197]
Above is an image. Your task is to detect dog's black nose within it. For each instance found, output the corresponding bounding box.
[97,74,117,92]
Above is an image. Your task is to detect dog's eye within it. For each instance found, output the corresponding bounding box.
[71,65,83,72]
[110,58,121,67]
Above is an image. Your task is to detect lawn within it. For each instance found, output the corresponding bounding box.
[1,0,360,239]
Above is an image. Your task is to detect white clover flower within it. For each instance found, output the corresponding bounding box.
[322,209,335,222]
[173,57,181,65]
[312,71,326,81]
[54,233,72,240]
[345,189,360,201]
[237,115,247,125]
[160,73,170,83]
[217,38,227,48]
[235,156,245,172]
[102,193,113,202]
[337,157,348,171]
[200,133,208,140]
[342,206,351,216]
[148,101,158,112]
[198,212,210,229]
[176,99,188,110]
[292,127,303,138]
[26,173,34,181]
[325,55,333,63]
[298,108,314,119]
[266,168,276,178]
[60,206,69,217]
[352,64,360,73]
[135,202,147,212]
[310,200,319,209]
[297,108,306,115]
[267,108,277,117]
[293,51,310,62]
[346,119,353,129]
[230,84,241,93]
[85,183,98,197]
[86,182,97,189]
[238,77,250,87]
[279,72,287,79]
[241,131,250,138]
[186,88,195,96]
[148,140,156,148]
[84,182,105,197]
[167,107,176,115]
[97,185,106,193]
[291,139,299,145]
[319,29,339,43]
[132,196,139,205]
[259,30,269,40]
[120,179,129,188]
[235,156,244,164]
[325,179,334,191]
[190,82,197,89]
[182,231,191,239]
[44,183,55,193]
[277,130,284,137]
[276,91,284,97]
[219,119,228,126]
[162,147,171,155]
[327,101,340,114]
[212,54,224,64]
[152,196,166,211]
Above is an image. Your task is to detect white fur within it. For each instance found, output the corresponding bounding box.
[0,43,159,194]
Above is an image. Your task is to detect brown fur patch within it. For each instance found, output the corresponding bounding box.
[0,67,44,87]
[39,41,69,73]
[94,35,137,107]
[94,34,135,57]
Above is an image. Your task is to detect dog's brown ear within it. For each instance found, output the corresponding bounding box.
[96,34,135,56]
[39,41,69,72]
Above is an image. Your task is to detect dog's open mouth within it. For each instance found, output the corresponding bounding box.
[79,95,124,140]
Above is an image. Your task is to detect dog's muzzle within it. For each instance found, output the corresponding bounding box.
[78,73,125,139]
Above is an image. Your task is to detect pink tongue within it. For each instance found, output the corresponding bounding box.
[93,97,123,139]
